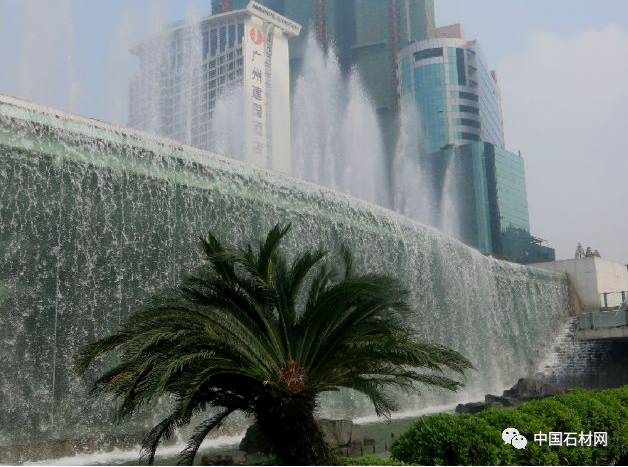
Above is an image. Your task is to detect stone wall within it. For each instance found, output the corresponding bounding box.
[537,317,628,389]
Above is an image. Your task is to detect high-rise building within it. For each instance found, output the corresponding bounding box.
[399,24,505,154]
[221,0,435,117]
[400,24,554,263]
[431,142,555,264]
[129,2,301,172]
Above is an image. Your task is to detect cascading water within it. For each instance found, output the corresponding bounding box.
[178,6,203,147]
[0,6,567,464]
[209,85,245,160]
[439,150,462,239]
[0,94,571,462]
[128,6,203,145]
[291,35,387,206]
[391,98,437,227]
[292,36,461,237]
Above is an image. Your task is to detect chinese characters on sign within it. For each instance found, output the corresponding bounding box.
[264,24,275,162]
[533,432,607,447]
[244,25,267,166]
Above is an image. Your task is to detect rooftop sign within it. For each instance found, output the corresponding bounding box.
[246,1,301,36]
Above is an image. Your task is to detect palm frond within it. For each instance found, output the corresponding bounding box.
[339,243,354,279]
[177,409,235,466]
[256,223,291,282]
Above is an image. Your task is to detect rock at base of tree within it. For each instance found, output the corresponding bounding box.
[455,401,487,414]
[485,394,517,407]
[200,452,246,466]
[455,378,565,414]
[503,377,565,400]
[238,419,374,455]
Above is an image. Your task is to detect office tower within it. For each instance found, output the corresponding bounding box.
[435,142,554,263]
[129,2,301,172]
[399,24,505,154]
[400,24,554,263]
[220,0,435,117]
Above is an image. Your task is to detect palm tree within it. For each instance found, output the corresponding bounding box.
[77,224,472,465]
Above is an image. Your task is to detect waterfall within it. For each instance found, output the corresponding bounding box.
[391,97,437,227]
[0,94,570,460]
[440,150,462,239]
[292,36,461,236]
[291,35,386,206]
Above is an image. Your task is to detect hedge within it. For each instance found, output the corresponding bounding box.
[389,385,628,465]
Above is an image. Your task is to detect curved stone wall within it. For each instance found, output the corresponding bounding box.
[0,95,570,448]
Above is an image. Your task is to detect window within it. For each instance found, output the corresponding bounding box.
[458,91,479,102]
[414,48,443,61]
[456,105,479,115]
[203,31,209,58]
[228,24,236,48]
[460,132,480,141]
[456,48,466,85]
[455,118,481,128]
[219,26,226,52]
[238,22,244,44]
[210,29,218,56]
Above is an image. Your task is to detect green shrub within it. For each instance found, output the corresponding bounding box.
[389,414,513,465]
[254,456,412,467]
[477,407,562,466]
[390,385,628,466]
[584,389,628,464]
[338,456,410,465]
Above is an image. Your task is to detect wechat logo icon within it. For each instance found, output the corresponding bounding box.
[503,428,527,449]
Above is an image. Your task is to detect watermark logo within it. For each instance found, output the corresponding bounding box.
[504,428,608,448]
[534,431,608,447]
[503,428,527,449]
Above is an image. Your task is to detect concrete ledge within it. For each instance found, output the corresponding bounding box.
[577,326,628,340]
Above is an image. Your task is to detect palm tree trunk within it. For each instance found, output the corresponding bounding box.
[255,391,335,465]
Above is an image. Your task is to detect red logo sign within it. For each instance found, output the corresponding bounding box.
[250,28,264,45]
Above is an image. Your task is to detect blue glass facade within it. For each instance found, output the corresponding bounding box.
[412,62,449,152]
[468,45,505,150]
[399,35,505,154]
[431,142,554,263]
[396,27,556,263]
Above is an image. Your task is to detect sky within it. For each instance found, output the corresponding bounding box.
[0,0,626,263]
